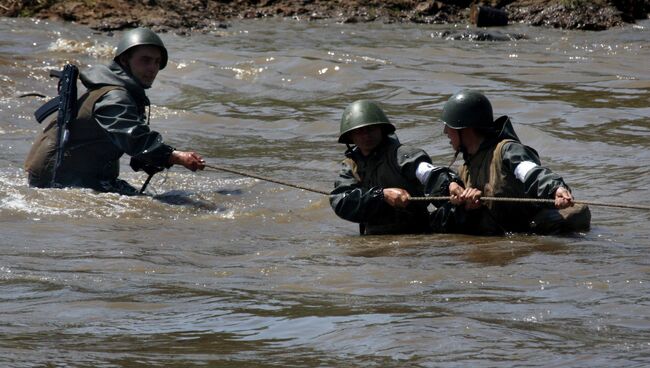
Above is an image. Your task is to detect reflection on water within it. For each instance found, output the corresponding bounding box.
[1,16,650,367]
[463,236,571,266]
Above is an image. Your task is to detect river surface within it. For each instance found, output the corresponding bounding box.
[1,16,649,367]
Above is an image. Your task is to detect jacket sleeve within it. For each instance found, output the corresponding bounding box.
[395,145,464,199]
[502,142,568,198]
[395,145,431,179]
[410,154,461,198]
[93,89,174,167]
[329,159,385,223]
[423,166,461,197]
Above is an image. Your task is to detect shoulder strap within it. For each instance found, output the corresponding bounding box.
[88,85,123,99]
[485,138,517,203]
[489,139,516,181]
[74,85,124,120]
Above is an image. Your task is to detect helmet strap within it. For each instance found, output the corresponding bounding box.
[448,129,468,167]
[448,150,459,168]
[344,143,354,156]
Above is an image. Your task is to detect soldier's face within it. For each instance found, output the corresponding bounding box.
[444,124,461,151]
[124,45,162,88]
[350,125,383,156]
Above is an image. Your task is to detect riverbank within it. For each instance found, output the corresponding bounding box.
[1,0,649,33]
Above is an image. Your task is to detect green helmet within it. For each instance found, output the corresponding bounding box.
[338,100,396,144]
[441,90,493,130]
[114,27,168,70]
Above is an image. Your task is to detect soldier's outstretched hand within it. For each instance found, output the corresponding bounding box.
[169,150,206,171]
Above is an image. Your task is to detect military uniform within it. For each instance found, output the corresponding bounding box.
[330,100,457,235]
[25,28,173,195]
[438,90,590,235]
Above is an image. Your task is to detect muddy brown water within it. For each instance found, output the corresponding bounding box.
[1,17,649,367]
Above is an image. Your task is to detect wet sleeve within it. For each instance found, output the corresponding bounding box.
[418,164,461,197]
[402,145,462,199]
[396,145,463,194]
[395,145,432,180]
[93,89,174,167]
[425,170,477,234]
[329,159,385,223]
[502,142,568,198]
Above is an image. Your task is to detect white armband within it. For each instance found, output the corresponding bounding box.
[514,161,539,183]
[416,162,439,184]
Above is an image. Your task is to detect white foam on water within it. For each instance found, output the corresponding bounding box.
[0,167,259,220]
[48,38,115,59]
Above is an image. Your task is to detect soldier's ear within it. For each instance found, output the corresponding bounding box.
[118,49,135,69]
[118,54,129,68]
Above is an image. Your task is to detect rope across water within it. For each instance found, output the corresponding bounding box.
[204,163,330,195]
[203,163,650,211]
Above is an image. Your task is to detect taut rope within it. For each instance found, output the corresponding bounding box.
[204,163,329,195]
[203,163,650,211]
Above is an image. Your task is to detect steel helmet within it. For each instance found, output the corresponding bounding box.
[338,100,396,144]
[114,27,168,70]
[441,90,494,130]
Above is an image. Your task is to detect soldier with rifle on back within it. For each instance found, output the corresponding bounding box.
[25,27,205,195]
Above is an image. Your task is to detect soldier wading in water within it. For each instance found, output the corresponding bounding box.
[330,100,462,235]
[25,27,205,195]
[436,90,591,235]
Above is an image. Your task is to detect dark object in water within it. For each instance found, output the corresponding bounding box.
[470,5,508,27]
[153,190,225,212]
[434,29,527,41]
[214,188,243,196]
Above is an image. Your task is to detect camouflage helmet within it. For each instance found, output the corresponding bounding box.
[441,90,493,130]
[338,100,396,144]
[114,27,168,70]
